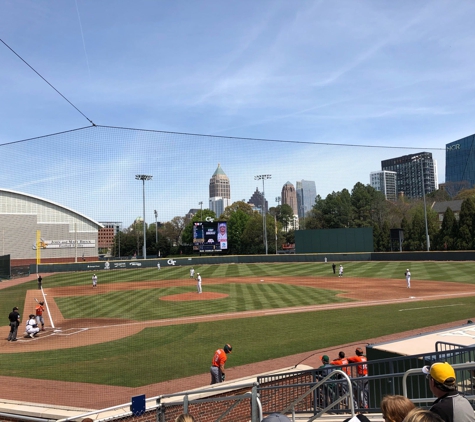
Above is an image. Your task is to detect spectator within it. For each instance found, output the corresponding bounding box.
[261,413,291,422]
[380,395,415,422]
[422,362,475,422]
[403,408,444,422]
[342,415,370,422]
[175,414,196,422]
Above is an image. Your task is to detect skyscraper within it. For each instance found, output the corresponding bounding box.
[445,133,475,197]
[209,164,231,218]
[370,171,397,201]
[248,188,267,213]
[281,181,298,215]
[381,152,437,199]
[296,180,317,218]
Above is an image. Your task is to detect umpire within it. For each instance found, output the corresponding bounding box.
[7,306,21,342]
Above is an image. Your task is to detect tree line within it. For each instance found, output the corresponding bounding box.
[111,183,475,257]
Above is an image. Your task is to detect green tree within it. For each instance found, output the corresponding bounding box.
[456,197,475,249]
[241,213,266,254]
[434,207,457,251]
[351,182,374,227]
[220,201,254,220]
[227,208,252,254]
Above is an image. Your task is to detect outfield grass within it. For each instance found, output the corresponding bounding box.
[1,261,475,387]
[57,284,352,320]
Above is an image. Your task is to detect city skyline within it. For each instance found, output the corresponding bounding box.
[2,1,472,225]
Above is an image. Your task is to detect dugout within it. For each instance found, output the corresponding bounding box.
[295,227,373,254]
[365,323,475,407]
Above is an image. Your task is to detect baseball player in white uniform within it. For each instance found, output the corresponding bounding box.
[190,267,195,278]
[405,269,411,288]
[338,265,343,277]
[92,274,97,288]
[196,273,202,293]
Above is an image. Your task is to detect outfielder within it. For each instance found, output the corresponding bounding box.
[190,267,195,278]
[92,274,97,288]
[338,265,343,277]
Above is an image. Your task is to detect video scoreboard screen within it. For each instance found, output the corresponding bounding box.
[193,221,228,253]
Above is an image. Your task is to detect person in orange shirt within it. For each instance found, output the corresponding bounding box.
[35,301,45,331]
[331,351,351,375]
[210,344,232,384]
[347,347,369,408]
[330,351,351,406]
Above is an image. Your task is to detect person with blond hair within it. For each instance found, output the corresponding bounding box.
[403,408,444,422]
[380,395,415,422]
[175,414,195,422]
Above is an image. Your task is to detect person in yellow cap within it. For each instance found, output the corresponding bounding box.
[422,362,475,422]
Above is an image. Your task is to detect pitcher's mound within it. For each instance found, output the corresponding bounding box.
[161,292,229,301]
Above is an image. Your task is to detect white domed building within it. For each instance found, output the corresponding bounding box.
[0,189,102,266]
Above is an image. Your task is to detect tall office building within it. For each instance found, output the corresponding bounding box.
[381,152,437,199]
[446,133,475,196]
[209,164,231,218]
[248,188,268,213]
[281,182,298,215]
[370,171,397,201]
[296,180,317,218]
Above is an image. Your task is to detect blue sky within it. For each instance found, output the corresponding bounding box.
[1,1,473,226]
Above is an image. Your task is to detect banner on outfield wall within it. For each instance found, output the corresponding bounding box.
[29,250,475,274]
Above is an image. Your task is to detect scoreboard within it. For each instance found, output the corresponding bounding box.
[193,221,228,253]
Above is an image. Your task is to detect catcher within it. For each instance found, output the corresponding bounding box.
[26,314,40,338]
[35,301,45,331]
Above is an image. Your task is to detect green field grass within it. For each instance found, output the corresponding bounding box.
[1,261,475,387]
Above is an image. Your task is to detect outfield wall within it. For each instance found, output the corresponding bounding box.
[28,251,475,274]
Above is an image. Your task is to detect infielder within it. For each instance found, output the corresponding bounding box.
[196,273,202,293]
[405,269,411,288]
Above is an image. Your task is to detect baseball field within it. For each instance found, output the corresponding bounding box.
[1,261,475,409]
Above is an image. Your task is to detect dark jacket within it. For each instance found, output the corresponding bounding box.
[430,391,475,422]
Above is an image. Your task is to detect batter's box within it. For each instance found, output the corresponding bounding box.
[52,328,89,336]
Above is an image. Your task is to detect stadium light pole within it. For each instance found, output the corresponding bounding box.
[199,201,203,220]
[420,160,430,251]
[255,174,271,255]
[136,174,152,259]
[154,210,158,244]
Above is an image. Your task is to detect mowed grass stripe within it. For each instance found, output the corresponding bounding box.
[3,296,475,386]
[57,283,354,320]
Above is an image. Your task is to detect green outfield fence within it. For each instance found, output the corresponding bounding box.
[29,251,475,274]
